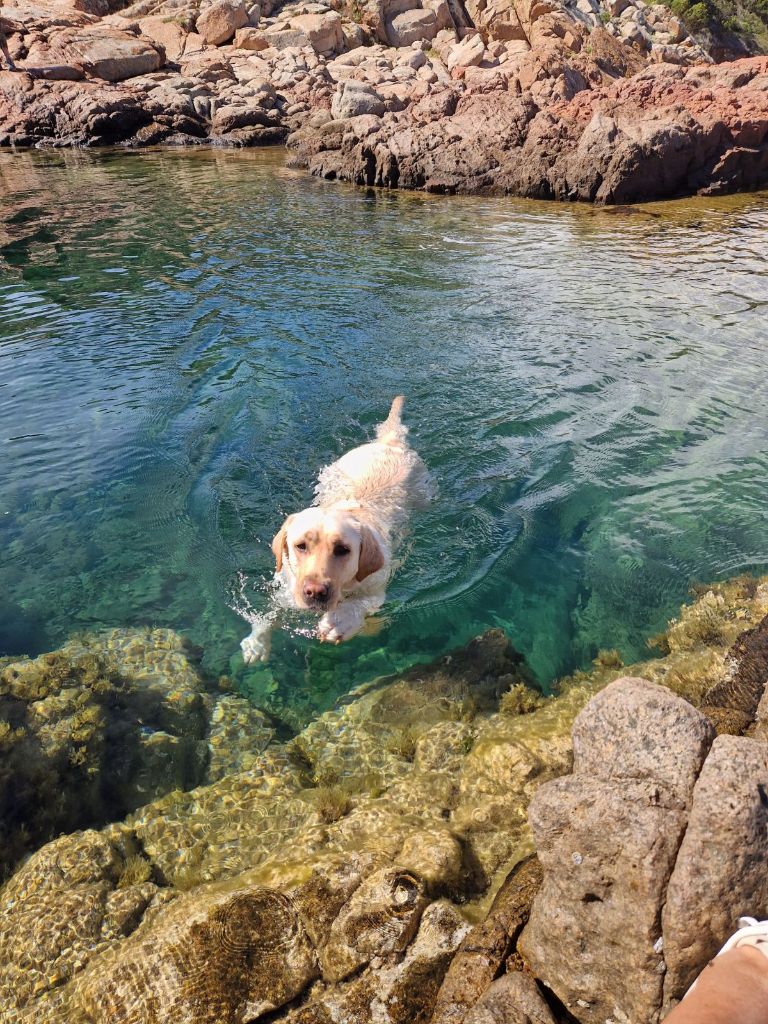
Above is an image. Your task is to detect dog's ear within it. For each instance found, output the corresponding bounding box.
[271,515,295,572]
[356,525,385,582]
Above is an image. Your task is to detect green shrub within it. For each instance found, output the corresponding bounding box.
[684,1,712,28]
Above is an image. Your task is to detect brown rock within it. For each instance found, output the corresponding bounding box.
[465,972,557,1024]
[662,735,768,1010]
[706,612,768,721]
[195,0,247,45]
[289,11,344,54]
[232,24,267,48]
[45,25,164,80]
[138,15,190,60]
[285,900,470,1023]
[321,867,427,982]
[518,679,715,1024]
[72,885,318,1022]
[432,855,543,1024]
[465,0,527,42]
[290,56,768,204]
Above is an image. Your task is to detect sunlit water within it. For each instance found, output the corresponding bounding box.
[1,148,767,721]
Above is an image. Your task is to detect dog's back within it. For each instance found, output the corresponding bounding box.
[314,397,432,530]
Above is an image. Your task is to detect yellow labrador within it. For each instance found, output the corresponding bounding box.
[241,396,432,662]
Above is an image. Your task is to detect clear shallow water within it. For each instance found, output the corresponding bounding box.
[1,148,767,720]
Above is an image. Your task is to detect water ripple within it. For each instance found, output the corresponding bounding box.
[0,148,767,714]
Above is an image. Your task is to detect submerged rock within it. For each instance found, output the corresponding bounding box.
[0,829,170,1015]
[3,577,768,1022]
[706,608,768,719]
[75,885,318,1023]
[431,854,543,1024]
[0,629,210,879]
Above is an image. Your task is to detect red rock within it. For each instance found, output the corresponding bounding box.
[35,25,164,80]
[289,54,768,202]
[195,0,247,45]
[138,15,190,61]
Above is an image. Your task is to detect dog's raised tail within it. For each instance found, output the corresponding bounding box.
[376,395,408,445]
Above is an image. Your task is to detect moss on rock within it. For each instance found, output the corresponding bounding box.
[2,577,768,1022]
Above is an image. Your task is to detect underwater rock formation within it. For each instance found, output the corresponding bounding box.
[0,628,211,880]
[1,576,768,1023]
[431,854,544,1024]
[1,0,767,200]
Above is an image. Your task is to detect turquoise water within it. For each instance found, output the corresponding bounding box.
[1,148,767,720]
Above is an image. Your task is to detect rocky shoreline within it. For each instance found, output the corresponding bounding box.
[1,0,768,201]
[2,573,768,1022]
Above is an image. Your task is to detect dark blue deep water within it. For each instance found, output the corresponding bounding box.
[1,148,767,718]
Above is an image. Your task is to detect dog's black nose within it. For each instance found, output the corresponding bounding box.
[303,581,330,603]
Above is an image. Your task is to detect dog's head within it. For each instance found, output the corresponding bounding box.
[271,507,385,610]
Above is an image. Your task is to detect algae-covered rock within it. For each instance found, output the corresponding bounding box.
[0,628,212,880]
[3,578,768,1024]
[0,629,558,1021]
[285,900,471,1024]
[321,867,427,982]
[431,855,543,1024]
[206,694,277,780]
[0,829,170,1016]
[73,885,318,1023]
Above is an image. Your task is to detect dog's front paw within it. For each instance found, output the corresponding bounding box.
[318,611,364,644]
[317,617,343,644]
[241,631,270,664]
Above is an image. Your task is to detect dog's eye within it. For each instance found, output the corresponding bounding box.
[334,544,351,557]
[295,541,307,552]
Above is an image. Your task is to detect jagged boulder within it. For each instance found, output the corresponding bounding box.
[519,678,715,1024]
[465,972,557,1024]
[196,0,248,44]
[289,11,345,53]
[388,6,438,44]
[662,734,768,1009]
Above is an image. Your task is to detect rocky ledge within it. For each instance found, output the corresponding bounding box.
[1,0,767,200]
[2,573,768,1022]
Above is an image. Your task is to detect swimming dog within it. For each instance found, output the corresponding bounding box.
[241,396,432,662]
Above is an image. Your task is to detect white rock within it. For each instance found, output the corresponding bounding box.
[397,46,427,67]
[445,29,484,70]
